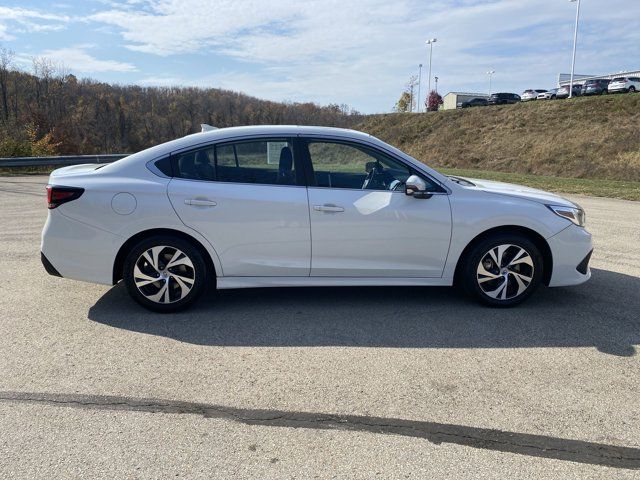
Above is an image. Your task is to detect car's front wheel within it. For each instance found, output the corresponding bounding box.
[123,235,208,312]
[461,233,543,307]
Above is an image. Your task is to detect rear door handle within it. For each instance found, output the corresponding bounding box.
[313,204,344,213]
[185,198,217,207]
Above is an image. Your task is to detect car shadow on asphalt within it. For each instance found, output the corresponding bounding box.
[88,268,639,356]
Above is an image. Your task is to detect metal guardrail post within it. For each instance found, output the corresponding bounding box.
[0,154,130,168]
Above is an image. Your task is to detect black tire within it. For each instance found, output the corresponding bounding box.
[123,234,208,312]
[629,86,636,93]
[460,233,544,307]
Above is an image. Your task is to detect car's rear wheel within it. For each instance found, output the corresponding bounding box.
[123,235,208,312]
[461,233,543,307]
[630,86,636,93]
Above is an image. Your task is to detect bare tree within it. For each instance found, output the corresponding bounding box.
[0,47,15,121]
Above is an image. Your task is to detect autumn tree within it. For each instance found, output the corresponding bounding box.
[426,90,443,112]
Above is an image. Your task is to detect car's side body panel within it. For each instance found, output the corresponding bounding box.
[167,179,311,277]
[307,188,452,277]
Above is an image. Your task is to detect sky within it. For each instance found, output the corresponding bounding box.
[0,0,639,113]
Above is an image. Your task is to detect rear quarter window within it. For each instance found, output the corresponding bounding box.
[154,156,173,176]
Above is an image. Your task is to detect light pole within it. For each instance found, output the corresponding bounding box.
[486,70,495,95]
[425,38,437,100]
[568,0,581,98]
[417,64,423,113]
[434,76,439,94]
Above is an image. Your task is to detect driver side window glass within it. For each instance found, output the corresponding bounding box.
[307,141,413,191]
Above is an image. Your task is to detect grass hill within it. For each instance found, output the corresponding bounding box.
[357,94,640,183]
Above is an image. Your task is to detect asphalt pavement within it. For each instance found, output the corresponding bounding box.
[0,175,639,479]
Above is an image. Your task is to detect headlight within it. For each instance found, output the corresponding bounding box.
[547,205,585,227]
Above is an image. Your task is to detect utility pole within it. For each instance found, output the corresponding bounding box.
[434,76,439,94]
[486,70,495,95]
[417,64,423,113]
[568,0,581,98]
[409,83,414,113]
[425,39,437,100]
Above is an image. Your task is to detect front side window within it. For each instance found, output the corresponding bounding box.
[174,139,297,186]
[306,140,437,192]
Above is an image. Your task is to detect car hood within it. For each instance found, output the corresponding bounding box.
[457,177,578,208]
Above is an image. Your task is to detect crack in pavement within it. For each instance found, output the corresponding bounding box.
[1,391,639,469]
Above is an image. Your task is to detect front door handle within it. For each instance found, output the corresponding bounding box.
[313,204,344,213]
[185,198,217,207]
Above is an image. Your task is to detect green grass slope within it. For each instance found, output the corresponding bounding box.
[358,93,640,182]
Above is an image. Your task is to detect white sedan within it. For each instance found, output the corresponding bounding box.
[41,126,592,311]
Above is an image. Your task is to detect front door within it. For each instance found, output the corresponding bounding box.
[302,138,452,277]
[167,138,311,277]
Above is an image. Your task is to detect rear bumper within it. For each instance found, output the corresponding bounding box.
[547,224,593,287]
[41,252,62,277]
[41,210,123,285]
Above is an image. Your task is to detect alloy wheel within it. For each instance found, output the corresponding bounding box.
[476,244,535,300]
[133,245,196,304]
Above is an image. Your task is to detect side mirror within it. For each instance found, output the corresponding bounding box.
[405,175,432,199]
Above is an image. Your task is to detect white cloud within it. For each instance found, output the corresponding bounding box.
[0,6,70,38]
[37,45,138,73]
[86,0,640,111]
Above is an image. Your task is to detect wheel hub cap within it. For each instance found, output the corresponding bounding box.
[133,245,196,304]
[476,244,534,300]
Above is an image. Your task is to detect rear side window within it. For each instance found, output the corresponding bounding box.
[174,139,298,186]
[175,145,216,181]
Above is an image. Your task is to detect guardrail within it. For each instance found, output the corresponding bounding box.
[0,154,129,168]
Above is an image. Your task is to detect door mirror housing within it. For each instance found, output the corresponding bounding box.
[405,175,432,199]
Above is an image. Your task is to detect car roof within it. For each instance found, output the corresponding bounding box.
[105,125,373,167]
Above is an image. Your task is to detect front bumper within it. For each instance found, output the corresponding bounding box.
[546,224,593,287]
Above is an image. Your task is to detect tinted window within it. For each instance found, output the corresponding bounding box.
[306,140,438,192]
[217,140,297,185]
[175,145,215,181]
[174,139,297,186]
[154,156,172,176]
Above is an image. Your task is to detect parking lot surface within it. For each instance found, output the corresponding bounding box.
[1,175,639,478]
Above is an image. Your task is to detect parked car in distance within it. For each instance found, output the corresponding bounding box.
[556,84,582,99]
[607,77,640,93]
[457,97,488,108]
[521,89,547,101]
[581,79,610,96]
[537,89,558,100]
[488,92,521,105]
[41,125,592,312]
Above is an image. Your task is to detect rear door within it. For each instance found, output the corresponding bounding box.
[300,137,452,277]
[167,137,311,277]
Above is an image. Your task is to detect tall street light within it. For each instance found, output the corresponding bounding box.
[568,0,581,98]
[486,70,495,95]
[425,38,437,100]
[417,64,423,113]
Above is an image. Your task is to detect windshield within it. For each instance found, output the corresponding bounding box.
[612,77,625,81]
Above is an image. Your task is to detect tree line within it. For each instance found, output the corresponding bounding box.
[0,46,361,157]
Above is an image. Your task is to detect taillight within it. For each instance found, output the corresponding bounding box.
[46,185,84,209]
